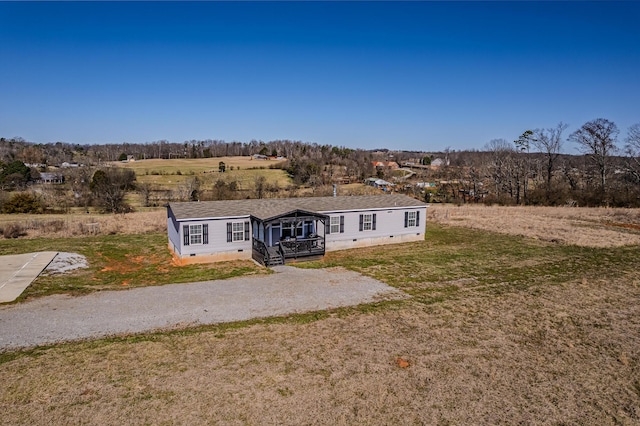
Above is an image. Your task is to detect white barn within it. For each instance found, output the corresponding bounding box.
[167,194,427,266]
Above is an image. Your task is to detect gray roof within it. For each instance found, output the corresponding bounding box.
[169,194,427,221]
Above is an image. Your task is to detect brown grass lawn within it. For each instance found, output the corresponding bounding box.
[1,205,639,424]
[0,210,167,239]
[429,203,640,247]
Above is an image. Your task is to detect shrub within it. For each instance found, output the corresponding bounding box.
[2,192,44,214]
[3,223,27,239]
[44,220,65,233]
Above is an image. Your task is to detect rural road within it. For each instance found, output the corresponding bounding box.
[0,266,405,351]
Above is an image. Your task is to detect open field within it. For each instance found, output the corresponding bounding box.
[429,203,640,247]
[0,210,166,240]
[112,156,292,191]
[1,206,639,423]
[113,156,287,174]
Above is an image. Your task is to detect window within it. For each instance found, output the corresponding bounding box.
[227,221,250,242]
[362,214,373,231]
[407,211,416,227]
[404,210,420,228]
[327,216,344,234]
[330,216,340,234]
[232,222,244,242]
[183,223,208,246]
[190,224,202,245]
[359,213,376,231]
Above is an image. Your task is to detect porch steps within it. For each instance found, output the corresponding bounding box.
[265,246,284,267]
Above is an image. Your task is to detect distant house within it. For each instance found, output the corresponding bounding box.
[167,194,427,266]
[430,158,449,168]
[372,161,399,170]
[39,172,64,184]
[60,162,80,168]
[415,182,437,188]
[365,178,395,191]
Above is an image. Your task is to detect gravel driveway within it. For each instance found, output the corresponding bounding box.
[0,266,406,351]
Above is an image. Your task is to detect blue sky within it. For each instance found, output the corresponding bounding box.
[1,1,639,152]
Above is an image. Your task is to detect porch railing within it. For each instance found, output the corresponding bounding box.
[279,236,325,258]
[252,238,269,264]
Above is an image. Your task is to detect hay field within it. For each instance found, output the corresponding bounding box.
[1,206,639,424]
[113,156,291,191]
[113,156,286,175]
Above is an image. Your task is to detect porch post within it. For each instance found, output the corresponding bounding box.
[267,223,271,246]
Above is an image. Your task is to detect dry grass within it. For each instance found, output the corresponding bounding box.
[429,204,640,247]
[1,206,639,424]
[1,273,638,424]
[0,210,166,239]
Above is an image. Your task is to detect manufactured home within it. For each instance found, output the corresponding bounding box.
[167,194,427,266]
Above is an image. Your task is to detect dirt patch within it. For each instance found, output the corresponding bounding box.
[608,222,640,231]
[99,253,163,274]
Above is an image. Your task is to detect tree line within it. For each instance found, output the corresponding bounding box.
[449,118,640,207]
[1,117,639,212]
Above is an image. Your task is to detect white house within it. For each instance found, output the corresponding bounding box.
[167,194,427,266]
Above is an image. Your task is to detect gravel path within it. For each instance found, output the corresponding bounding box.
[0,266,406,351]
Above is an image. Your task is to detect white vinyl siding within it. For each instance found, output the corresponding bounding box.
[189,224,203,245]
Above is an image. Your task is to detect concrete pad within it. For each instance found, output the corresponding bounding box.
[0,252,58,303]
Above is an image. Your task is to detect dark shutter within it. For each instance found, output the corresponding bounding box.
[359,214,363,232]
[227,222,232,242]
[183,225,190,246]
[416,211,420,227]
[326,220,330,234]
[339,215,344,233]
[203,224,209,244]
[372,213,377,230]
[244,221,250,241]
[404,211,409,228]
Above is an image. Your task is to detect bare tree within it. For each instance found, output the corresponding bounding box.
[624,123,640,184]
[254,175,266,199]
[569,118,619,194]
[533,122,568,200]
[484,139,513,202]
[138,182,155,207]
[90,167,136,213]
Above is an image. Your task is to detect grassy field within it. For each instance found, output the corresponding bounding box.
[112,156,292,191]
[1,207,639,424]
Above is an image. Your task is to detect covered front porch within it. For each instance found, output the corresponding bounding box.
[251,209,328,266]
